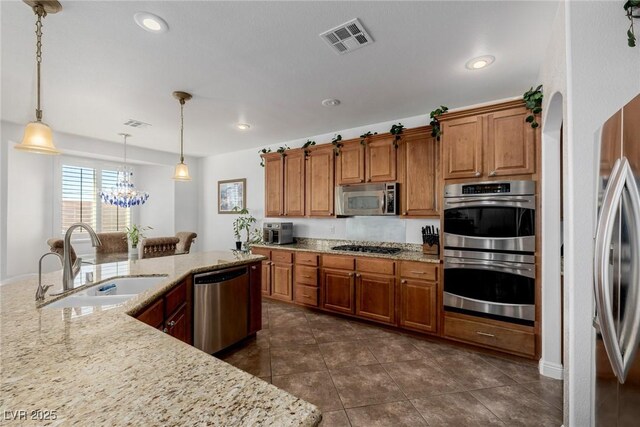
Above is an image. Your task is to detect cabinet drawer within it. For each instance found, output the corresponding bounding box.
[137,298,164,329]
[400,261,438,281]
[295,266,318,286]
[356,258,395,275]
[251,247,271,258]
[165,279,188,315]
[294,284,319,307]
[444,314,535,358]
[323,255,355,270]
[296,252,319,266]
[272,250,293,264]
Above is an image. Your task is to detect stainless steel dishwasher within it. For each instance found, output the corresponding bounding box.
[193,266,249,354]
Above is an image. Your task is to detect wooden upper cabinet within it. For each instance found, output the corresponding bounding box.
[264,154,283,217]
[399,131,439,217]
[486,107,536,177]
[600,110,622,176]
[284,149,305,217]
[366,137,397,182]
[623,93,640,177]
[442,115,483,179]
[306,145,335,217]
[336,140,366,184]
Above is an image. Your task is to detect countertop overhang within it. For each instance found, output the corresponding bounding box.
[0,251,321,426]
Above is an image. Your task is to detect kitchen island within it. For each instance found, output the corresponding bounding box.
[0,251,321,426]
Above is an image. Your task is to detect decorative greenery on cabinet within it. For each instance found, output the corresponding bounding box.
[331,134,343,156]
[389,123,404,147]
[429,106,449,140]
[523,85,543,129]
[258,148,272,167]
[625,1,640,47]
[359,131,377,145]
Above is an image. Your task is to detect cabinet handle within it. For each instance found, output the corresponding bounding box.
[167,321,176,328]
[489,171,497,177]
[401,279,407,284]
[302,275,312,278]
[476,331,495,338]
[410,271,426,275]
[474,171,481,177]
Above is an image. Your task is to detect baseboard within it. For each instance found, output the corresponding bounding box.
[539,359,564,379]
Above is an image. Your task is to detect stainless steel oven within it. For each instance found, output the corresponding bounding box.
[444,249,535,323]
[443,180,536,253]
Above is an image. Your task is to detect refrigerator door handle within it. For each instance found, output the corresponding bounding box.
[594,157,640,383]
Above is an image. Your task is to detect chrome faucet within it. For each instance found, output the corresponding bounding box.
[35,252,63,301]
[62,223,101,292]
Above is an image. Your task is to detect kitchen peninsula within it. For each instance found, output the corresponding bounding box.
[0,251,321,426]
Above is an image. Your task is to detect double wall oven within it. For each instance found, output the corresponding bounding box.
[443,180,536,325]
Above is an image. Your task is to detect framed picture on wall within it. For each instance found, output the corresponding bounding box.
[218,178,246,214]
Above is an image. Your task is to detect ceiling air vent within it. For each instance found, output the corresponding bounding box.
[123,119,151,129]
[320,18,373,55]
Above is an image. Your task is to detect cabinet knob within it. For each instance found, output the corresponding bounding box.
[474,171,481,177]
[349,272,355,277]
[488,171,497,177]
[401,279,407,284]
[356,273,361,278]
[167,321,176,328]
[163,328,169,333]
[403,212,408,216]
[251,266,257,270]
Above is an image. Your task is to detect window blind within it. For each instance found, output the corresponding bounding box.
[61,165,97,233]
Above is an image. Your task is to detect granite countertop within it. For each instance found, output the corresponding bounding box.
[252,238,441,264]
[1,251,321,426]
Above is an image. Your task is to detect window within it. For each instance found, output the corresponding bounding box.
[60,164,130,234]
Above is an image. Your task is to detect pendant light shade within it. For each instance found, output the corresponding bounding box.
[14,1,62,155]
[172,91,192,181]
[173,162,192,181]
[16,121,59,154]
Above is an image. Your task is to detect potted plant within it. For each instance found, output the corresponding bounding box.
[625,1,640,47]
[124,224,153,259]
[232,207,259,250]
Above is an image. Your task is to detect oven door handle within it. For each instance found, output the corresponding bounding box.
[445,197,530,204]
[445,259,535,279]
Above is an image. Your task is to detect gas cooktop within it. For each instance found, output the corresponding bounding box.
[331,245,402,255]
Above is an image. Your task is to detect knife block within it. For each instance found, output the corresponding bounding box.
[422,243,439,256]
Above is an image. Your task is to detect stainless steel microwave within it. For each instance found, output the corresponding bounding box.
[335,182,399,216]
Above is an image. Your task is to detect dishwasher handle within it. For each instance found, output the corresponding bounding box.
[194,266,248,285]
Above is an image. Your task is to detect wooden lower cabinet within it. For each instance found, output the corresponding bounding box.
[295,284,319,307]
[248,262,262,335]
[136,277,193,345]
[399,279,437,333]
[165,303,189,343]
[444,312,535,358]
[355,273,395,324]
[322,269,355,314]
[271,262,293,302]
[261,261,272,296]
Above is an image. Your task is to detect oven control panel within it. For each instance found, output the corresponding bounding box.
[461,183,511,194]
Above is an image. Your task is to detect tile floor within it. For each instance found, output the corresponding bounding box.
[218,300,563,427]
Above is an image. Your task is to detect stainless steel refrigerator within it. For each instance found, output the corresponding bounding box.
[594,93,640,426]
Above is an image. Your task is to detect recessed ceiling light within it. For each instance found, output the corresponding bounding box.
[322,98,341,107]
[236,123,251,130]
[465,55,495,70]
[134,12,169,33]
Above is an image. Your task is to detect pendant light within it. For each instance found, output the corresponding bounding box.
[15,1,62,155]
[98,134,150,207]
[172,91,192,181]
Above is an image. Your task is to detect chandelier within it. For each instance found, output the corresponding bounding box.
[99,133,149,207]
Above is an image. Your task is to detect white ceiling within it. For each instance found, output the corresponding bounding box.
[1,1,559,157]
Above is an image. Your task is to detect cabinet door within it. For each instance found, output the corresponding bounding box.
[306,146,335,217]
[442,116,483,179]
[166,303,191,344]
[261,260,272,296]
[264,155,283,217]
[137,298,164,329]
[248,262,262,335]
[271,262,293,302]
[355,273,395,324]
[322,269,355,314]
[366,137,397,182]
[400,279,437,333]
[336,141,365,184]
[402,133,439,216]
[486,108,536,177]
[284,150,305,216]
